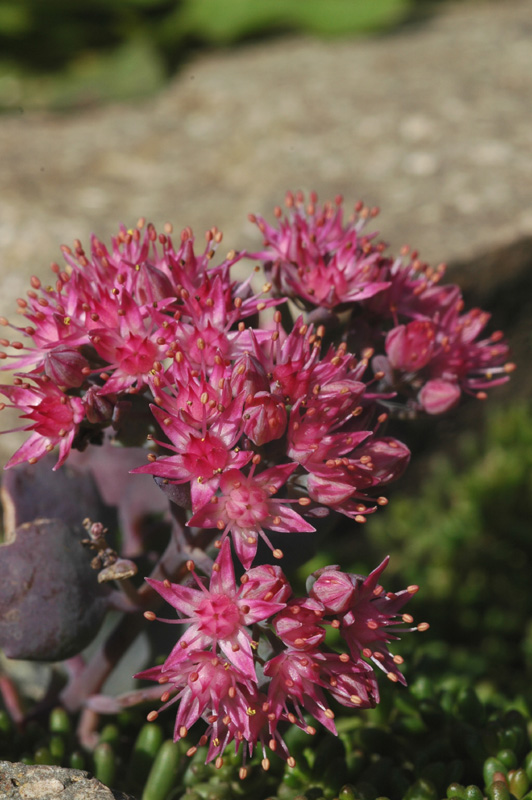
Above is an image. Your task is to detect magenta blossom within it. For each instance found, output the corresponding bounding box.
[0,378,84,469]
[144,539,286,680]
[239,563,293,605]
[137,552,425,767]
[311,558,425,684]
[188,463,315,568]
[135,652,268,764]
[132,394,252,510]
[375,307,513,414]
[249,192,390,310]
[262,646,379,737]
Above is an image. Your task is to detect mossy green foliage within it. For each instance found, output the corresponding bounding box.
[3,679,532,799]
[173,0,410,44]
[0,0,418,110]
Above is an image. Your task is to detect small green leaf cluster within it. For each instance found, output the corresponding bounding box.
[0,0,413,110]
[4,673,532,800]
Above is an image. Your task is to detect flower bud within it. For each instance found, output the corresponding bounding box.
[83,385,115,424]
[385,320,436,372]
[310,567,355,613]
[418,378,461,414]
[44,345,89,388]
[358,437,411,485]
[273,597,326,650]
[241,563,292,604]
[135,261,174,305]
[243,392,287,446]
[230,353,269,398]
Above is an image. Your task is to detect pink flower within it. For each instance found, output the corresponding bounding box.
[249,192,390,310]
[377,304,513,414]
[88,294,176,396]
[320,653,380,710]
[135,652,257,749]
[421,305,512,404]
[311,557,422,685]
[144,539,287,680]
[188,464,315,569]
[242,392,288,446]
[418,378,461,415]
[309,566,355,614]
[170,272,275,371]
[264,649,338,734]
[150,355,231,431]
[0,378,84,469]
[132,394,252,510]
[363,250,459,325]
[136,555,423,766]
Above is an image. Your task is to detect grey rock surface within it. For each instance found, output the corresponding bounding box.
[0,761,134,800]
[0,0,530,463]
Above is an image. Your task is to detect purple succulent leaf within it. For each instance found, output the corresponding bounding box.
[1,454,113,537]
[0,518,110,661]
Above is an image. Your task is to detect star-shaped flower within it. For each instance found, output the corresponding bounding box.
[145,539,287,680]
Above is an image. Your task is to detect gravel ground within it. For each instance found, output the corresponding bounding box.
[0,0,531,461]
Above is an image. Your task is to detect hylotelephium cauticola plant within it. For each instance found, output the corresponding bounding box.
[0,191,514,774]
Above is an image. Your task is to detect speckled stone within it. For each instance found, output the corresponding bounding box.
[0,762,135,800]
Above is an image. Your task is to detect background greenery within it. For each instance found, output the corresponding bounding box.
[0,0,450,110]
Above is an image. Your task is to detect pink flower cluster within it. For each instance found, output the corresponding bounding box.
[0,213,414,567]
[0,222,276,469]
[251,191,514,414]
[138,539,425,770]
[131,305,410,565]
[0,193,511,766]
